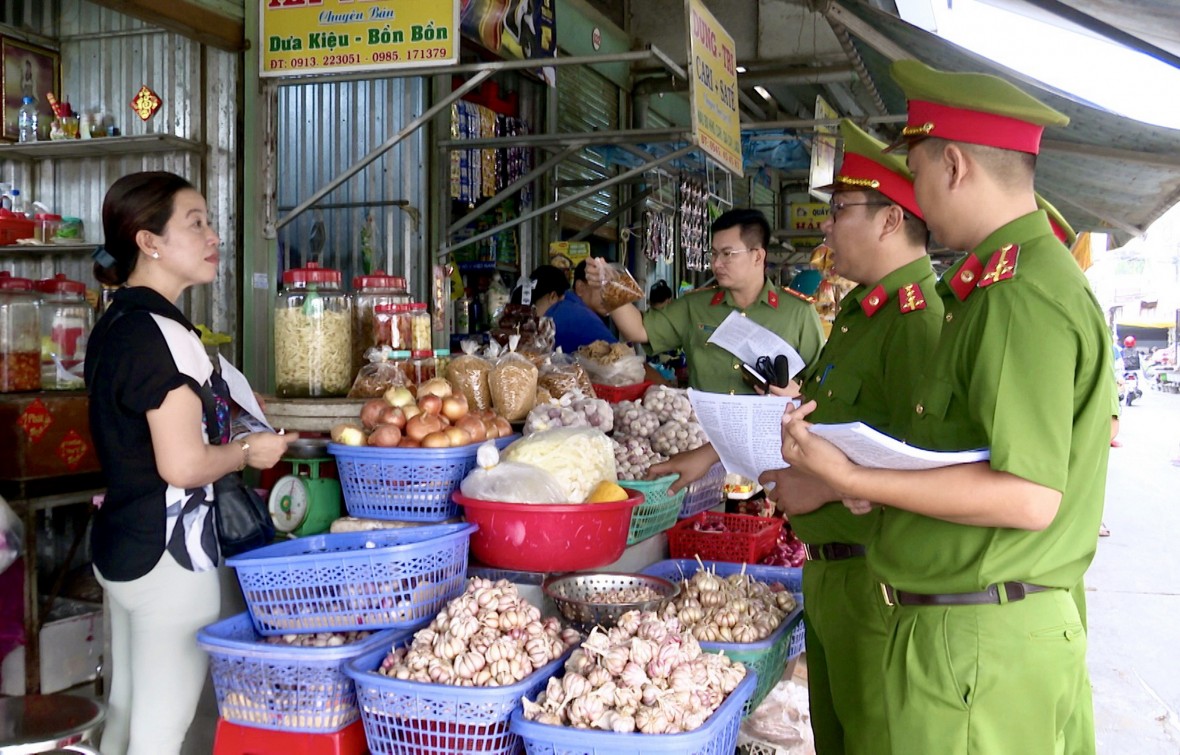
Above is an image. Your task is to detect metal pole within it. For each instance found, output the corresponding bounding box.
[276,69,493,231]
[437,127,692,150]
[438,145,698,258]
[448,146,582,234]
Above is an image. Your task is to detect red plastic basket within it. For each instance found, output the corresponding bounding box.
[453,490,642,571]
[590,380,652,404]
[667,512,785,564]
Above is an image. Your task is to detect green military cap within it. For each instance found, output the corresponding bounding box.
[888,59,1069,154]
[1035,193,1077,246]
[818,120,923,219]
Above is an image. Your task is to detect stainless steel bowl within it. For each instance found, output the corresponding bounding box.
[542,572,680,630]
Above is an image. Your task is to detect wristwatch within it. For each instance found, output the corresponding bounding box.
[235,438,251,472]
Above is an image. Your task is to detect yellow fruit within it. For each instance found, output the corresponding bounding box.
[586,480,629,503]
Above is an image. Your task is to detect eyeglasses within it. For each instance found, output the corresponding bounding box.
[709,247,757,264]
[828,201,891,220]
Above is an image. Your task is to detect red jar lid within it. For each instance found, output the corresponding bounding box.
[353,270,408,291]
[281,262,342,286]
[0,271,34,291]
[34,213,63,222]
[373,303,407,314]
[410,302,428,312]
[410,350,433,359]
[37,273,86,295]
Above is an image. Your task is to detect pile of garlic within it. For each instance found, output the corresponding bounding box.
[662,567,797,643]
[521,610,746,734]
[377,577,580,686]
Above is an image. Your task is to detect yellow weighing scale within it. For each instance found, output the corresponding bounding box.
[267,438,342,537]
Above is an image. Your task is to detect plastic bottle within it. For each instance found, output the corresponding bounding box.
[18,97,38,142]
[9,190,26,218]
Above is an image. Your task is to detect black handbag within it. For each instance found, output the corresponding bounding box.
[198,366,276,557]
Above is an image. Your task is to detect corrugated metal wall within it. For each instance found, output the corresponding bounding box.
[274,76,429,299]
[555,64,619,231]
[0,0,240,338]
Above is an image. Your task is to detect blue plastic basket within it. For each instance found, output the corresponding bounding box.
[640,560,803,715]
[226,524,476,636]
[679,463,726,519]
[510,670,756,754]
[345,642,572,755]
[196,613,408,733]
[329,435,517,521]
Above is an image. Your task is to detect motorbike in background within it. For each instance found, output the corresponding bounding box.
[1122,372,1143,406]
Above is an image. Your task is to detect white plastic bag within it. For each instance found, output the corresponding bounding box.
[459,442,567,503]
[0,495,22,576]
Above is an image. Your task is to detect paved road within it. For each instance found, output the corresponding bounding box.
[1090,384,1180,753]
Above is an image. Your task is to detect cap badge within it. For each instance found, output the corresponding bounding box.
[901,121,935,138]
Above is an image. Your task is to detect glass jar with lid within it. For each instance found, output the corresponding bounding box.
[409,302,432,352]
[409,350,436,385]
[0,272,42,392]
[352,270,411,375]
[274,262,353,398]
[36,273,94,390]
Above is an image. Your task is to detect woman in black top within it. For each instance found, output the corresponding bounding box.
[85,172,294,755]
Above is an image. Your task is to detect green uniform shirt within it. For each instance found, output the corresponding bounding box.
[870,211,1111,593]
[643,278,824,394]
[790,256,944,546]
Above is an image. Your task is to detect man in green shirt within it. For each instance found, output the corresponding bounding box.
[776,61,1107,754]
[586,208,824,395]
[759,120,943,754]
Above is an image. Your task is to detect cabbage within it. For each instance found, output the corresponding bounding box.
[500,427,618,502]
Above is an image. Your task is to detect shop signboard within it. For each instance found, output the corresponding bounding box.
[685,0,743,177]
[460,0,557,86]
[260,0,459,77]
[790,201,830,248]
[809,95,839,201]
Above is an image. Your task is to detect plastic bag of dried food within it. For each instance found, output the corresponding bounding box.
[599,263,644,311]
[460,442,567,504]
[447,341,493,412]
[538,355,596,400]
[489,336,538,421]
[501,427,618,502]
[575,342,647,387]
[347,348,411,398]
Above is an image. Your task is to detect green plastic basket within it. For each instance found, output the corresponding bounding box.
[621,475,687,545]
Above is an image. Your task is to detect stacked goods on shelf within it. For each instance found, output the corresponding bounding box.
[345,577,578,755]
[641,560,804,715]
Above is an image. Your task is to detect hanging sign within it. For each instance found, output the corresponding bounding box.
[809,95,839,201]
[460,0,557,85]
[685,0,742,177]
[790,201,830,247]
[260,0,459,78]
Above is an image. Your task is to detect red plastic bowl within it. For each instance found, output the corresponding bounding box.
[452,490,643,571]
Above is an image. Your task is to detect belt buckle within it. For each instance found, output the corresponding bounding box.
[804,543,817,561]
[879,583,895,607]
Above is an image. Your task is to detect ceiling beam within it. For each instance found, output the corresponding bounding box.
[85,0,244,51]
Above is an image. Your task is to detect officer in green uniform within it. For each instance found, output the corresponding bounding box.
[775,60,1108,754]
[760,121,943,754]
[587,208,824,394]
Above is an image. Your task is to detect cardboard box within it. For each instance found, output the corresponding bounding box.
[0,392,99,481]
[1,597,102,694]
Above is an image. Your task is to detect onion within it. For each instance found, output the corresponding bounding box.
[444,426,472,446]
[493,416,513,438]
[384,386,416,408]
[406,413,444,442]
[368,424,402,447]
[419,394,443,415]
[483,418,501,439]
[441,393,469,422]
[397,438,421,448]
[360,399,388,431]
[422,431,452,448]
[456,415,487,443]
[402,403,422,422]
[378,404,406,429]
[417,377,453,399]
[330,421,367,446]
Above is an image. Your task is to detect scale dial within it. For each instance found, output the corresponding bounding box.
[269,475,310,533]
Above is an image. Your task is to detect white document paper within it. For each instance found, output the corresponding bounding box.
[687,389,798,482]
[809,422,989,470]
[706,311,806,379]
[218,354,276,433]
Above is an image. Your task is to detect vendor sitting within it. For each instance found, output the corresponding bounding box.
[514,264,618,354]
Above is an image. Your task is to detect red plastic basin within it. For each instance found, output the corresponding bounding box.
[452,490,643,572]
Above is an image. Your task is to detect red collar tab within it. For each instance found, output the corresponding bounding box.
[837,153,924,220]
[709,289,726,306]
[977,244,1020,289]
[860,284,888,317]
[905,100,1046,155]
[948,254,985,301]
[767,289,779,309]
[898,283,927,313]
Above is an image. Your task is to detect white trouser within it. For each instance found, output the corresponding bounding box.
[95,552,220,755]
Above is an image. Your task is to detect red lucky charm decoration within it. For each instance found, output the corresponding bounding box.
[130,84,162,121]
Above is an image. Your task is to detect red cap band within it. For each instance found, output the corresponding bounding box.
[907,99,1045,154]
[837,153,924,220]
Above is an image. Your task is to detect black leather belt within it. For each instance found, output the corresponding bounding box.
[804,542,867,561]
[880,581,1055,607]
